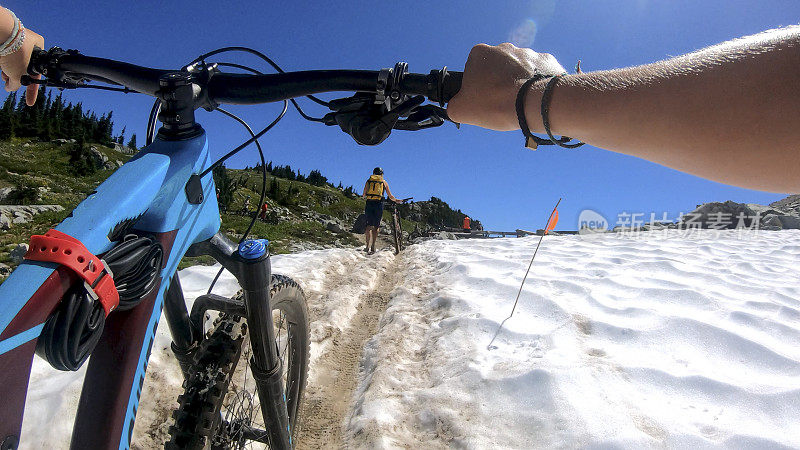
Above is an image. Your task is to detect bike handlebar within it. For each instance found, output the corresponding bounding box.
[27,47,463,107]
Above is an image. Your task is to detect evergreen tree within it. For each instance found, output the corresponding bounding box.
[0,93,16,139]
[117,126,126,145]
[68,132,96,176]
[213,165,237,211]
[127,133,137,150]
[0,107,13,140]
[307,169,327,186]
[269,177,280,200]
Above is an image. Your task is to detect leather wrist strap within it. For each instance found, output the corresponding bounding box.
[541,75,585,148]
[516,73,585,150]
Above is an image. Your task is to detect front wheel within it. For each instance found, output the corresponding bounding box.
[167,274,310,449]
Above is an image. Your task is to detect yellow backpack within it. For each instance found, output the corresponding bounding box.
[365,174,384,200]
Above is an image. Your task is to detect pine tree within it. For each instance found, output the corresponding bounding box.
[117,126,126,145]
[127,133,138,150]
[0,107,13,140]
[68,132,96,176]
[213,165,237,211]
[0,94,16,139]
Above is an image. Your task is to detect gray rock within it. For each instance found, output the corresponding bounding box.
[10,243,29,264]
[761,214,783,230]
[769,194,800,217]
[0,205,65,227]
[0,263,10,277]
[757,212,800,230]
[775,215,800,230]
[0,187,13,203]
[114,144,136,155]
[324,220,345,234]
[88,146,109,169]
[681,201,757,229]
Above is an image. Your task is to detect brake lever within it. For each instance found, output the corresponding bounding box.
[21,74,82,89]
[393,105,454,131]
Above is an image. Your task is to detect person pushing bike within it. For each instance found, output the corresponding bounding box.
[362,167,400,255]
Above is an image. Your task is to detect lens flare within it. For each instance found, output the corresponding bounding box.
[509,18,538,47]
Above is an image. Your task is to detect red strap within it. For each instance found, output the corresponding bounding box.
[24,229,119,316]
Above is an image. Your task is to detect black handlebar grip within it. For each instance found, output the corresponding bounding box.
[438,70,462,104]
[398,69,463,105]
[27,46,48,77]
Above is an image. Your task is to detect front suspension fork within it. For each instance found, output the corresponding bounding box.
[183,233,292,449]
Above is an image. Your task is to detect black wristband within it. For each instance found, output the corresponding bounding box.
[541,75,585,148]
[515,75,551,150]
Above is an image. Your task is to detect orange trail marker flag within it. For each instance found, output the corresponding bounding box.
[487,198,562,350]
[546,209,559,234]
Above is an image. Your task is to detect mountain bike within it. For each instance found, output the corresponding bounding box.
[0,45,461,450]
[386,198,413,255]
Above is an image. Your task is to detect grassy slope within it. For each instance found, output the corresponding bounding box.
[0,138,127,265]
[0,138,422,272]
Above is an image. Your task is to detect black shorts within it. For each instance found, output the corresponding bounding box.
[364,200,384,227]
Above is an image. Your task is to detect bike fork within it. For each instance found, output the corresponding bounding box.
[186,234,292,449]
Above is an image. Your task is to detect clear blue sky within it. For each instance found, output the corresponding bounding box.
[7,1,798,230]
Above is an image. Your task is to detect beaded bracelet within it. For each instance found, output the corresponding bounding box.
[0,10,25,57]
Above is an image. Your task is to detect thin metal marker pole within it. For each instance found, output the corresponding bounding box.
[487,198,561,350]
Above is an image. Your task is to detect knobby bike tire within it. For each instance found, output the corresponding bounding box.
[167,274,310,449]
[391,212,403,255]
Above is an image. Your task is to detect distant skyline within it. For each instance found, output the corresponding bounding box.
[6,1,797,230]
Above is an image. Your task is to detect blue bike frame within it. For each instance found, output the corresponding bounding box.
[0,132,219,449]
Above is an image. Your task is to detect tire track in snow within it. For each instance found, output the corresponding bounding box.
[296,249,401,449]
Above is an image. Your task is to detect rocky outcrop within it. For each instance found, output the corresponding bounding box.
[679,196,800,230]
[113,143,137,155]
[680,201,758,229]
[770,195,800,217]
[88,146,123,170]
[0,205,65,229]
[0,187,13,203]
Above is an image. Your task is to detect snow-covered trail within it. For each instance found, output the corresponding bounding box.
[18,230,800,449]
[295,249,400,448]
[19,246,397,449]
[344,230,800,449]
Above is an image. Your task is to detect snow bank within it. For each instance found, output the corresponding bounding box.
[19,230,800,449]
[345,230,800,448]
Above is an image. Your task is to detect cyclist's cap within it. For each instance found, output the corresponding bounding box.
[373,167,383,175]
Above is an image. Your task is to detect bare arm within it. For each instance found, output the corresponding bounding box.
[448,27,800,193]
[362,181,369,199]
[383,180,398,202]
